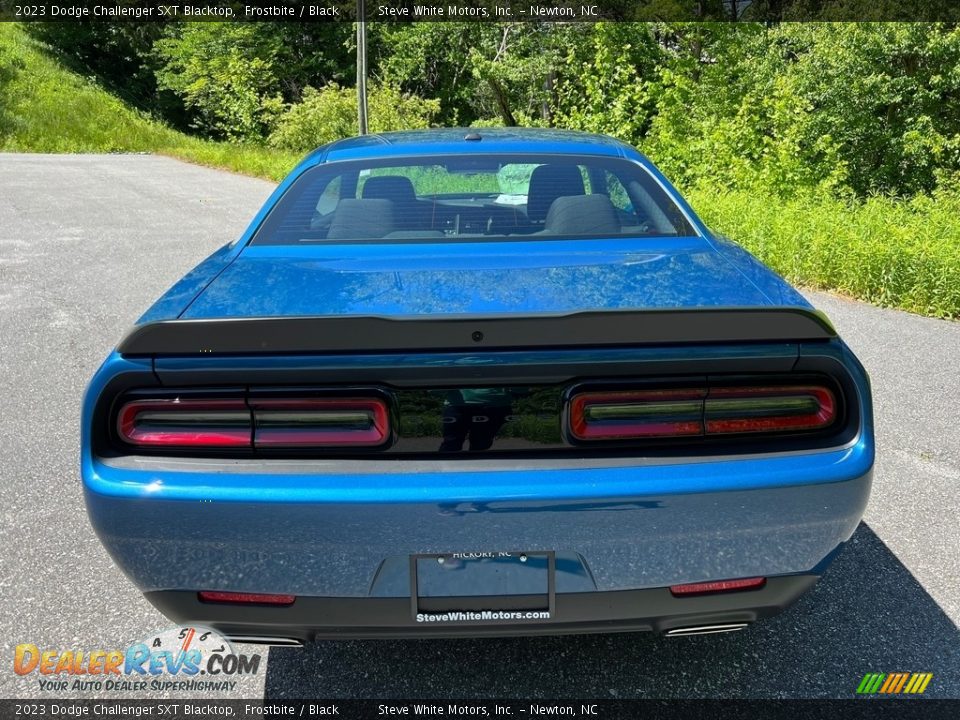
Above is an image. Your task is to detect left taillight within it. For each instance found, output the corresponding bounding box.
[115,394,391,450]
[117,398,251,448]
[250,397,389,448]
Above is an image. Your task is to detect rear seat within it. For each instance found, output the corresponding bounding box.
[525,164,586,226]
[542,194,621,236]
[327,199,395,239]
[361,176,433,231]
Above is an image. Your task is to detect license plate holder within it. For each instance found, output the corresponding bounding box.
[410,551,556,618]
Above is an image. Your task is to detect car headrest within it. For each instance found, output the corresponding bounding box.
[327,199,394,240]
[526,164,586,223]
[361,176,418,204]
[543,194,621,236]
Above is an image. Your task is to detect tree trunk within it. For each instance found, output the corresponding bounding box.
[487,76,517,127]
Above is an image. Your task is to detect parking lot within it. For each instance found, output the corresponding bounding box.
[1,154,957,699]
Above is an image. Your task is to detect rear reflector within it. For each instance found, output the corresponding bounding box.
[670,577,767,596]
[198,591,296,606]
[117,399,250,447]
[250,397,389,448]
[569,384,836,441]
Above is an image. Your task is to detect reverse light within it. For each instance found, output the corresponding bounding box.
[117,399,250,447]
[198,591,296,606]
[669,577,767,596]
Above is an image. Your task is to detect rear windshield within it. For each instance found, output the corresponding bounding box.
[251,154,695,245]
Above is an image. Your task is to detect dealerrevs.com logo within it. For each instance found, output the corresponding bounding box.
[14,627,261,692]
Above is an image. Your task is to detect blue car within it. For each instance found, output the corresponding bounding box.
[82,128,873,644]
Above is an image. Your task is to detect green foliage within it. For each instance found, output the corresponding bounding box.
[689,186,960,318]
[150,22,355,140]
[22,22,181,123]
[153,23,286,140]
[373,23,479,125]
[0,23,179,152]
[375,23,580,126]
[553,23,663,141]
[18,19,960,200]
[642,23,960,197]
[0,24,297,180]
[5,19,960,319]
[267,83,440,150]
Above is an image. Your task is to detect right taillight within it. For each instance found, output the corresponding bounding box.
[568,383,837,441]
[704,386,836,434]
[569,389,706,441]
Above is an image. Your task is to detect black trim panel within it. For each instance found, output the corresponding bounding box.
[118,308,836,357]
[144,575,817,640]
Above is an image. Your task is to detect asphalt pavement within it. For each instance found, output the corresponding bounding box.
[1,154,957,701]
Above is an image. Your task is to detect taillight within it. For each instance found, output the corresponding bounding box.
[704,386,836,434]
[569,389,705,440]
[670,577,767,596]
[198,591,295,606]
[569,383,837,441]
[117,399,251,447]
[116,394,390,450]
[250,398,389,448]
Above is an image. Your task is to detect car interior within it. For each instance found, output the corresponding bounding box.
[253,159,693,244]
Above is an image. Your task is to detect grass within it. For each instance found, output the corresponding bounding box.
[1,23,958,319]
[0,24,298,181]
[688,187,960,319]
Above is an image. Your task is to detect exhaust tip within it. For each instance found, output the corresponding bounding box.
[665,623,749,637]
[226,635,304,647]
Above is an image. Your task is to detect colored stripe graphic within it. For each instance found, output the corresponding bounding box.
[894,673,910,693]
[857,673,885,694]
[879,674,897,693]
[857,672,933,694]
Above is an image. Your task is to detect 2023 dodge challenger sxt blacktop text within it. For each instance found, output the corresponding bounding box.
[82,128,873,644]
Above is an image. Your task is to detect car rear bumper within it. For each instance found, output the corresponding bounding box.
[83,442,872,639]
[145,574,819,641]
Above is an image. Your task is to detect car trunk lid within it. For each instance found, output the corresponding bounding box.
[178,238,778,319]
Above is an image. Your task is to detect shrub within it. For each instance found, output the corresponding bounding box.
[688,185,960,319]
[268,83,440,151]
[154,23,285,141]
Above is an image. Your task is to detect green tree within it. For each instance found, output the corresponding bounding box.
[153,22,354,140]
[375,23,581,127]
[267,83,440,151]
[154,23,284,140]
[644,23,960,197]
[551,23,664,140]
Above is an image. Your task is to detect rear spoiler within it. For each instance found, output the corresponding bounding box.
[117,308,836,357]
